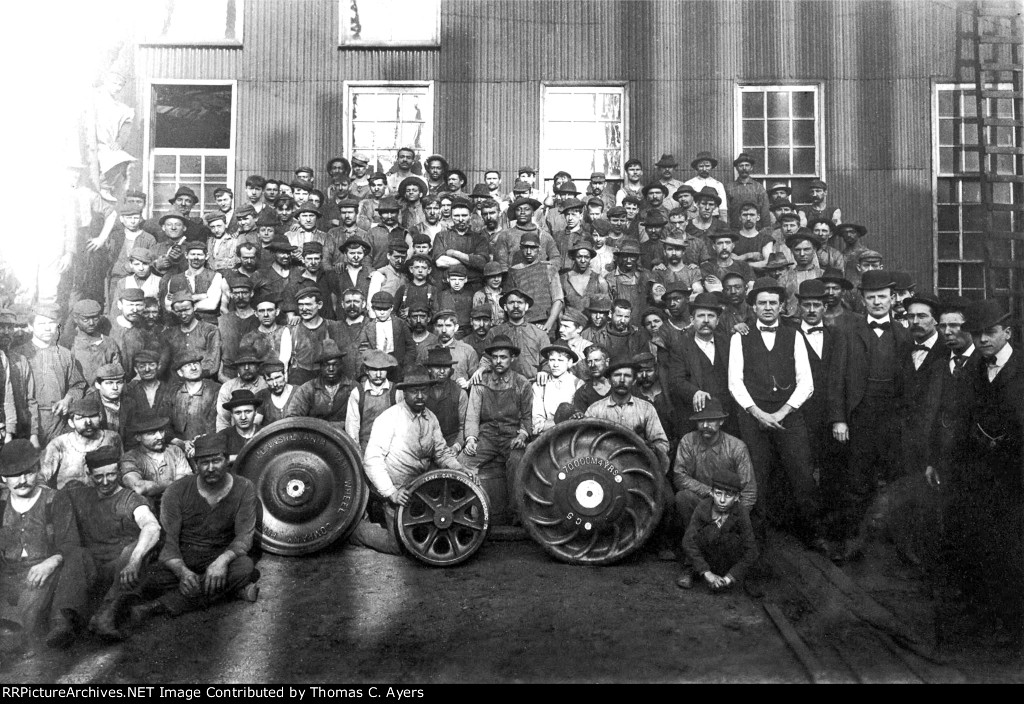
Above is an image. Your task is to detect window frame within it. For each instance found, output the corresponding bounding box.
[342,81,435,173]
[338,0,440,48]
[733,83,825,198]
[137,0,244,47]
[142,79,238,218]
[539,82,629,187]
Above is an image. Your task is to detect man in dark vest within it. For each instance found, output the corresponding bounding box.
[424,346,468,454]
[728,277,824,555]
[827,269,911,563]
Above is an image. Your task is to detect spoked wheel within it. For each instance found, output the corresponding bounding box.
[515,419,665,565]
[395,470,490,567]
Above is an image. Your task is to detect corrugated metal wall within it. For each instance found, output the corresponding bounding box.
[130,0,962,286]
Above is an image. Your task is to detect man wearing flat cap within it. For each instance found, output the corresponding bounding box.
[585,356,670,461]
[123,349,173,419]
[160,289,222,380]
[604,240,656,327]
[0,440,85,650]
[366,197,407,270]
[324,197,371,273]
[87,362,134,439]
[120,412,191,501]
[353,369,472,555]
[777,230,824,314]
[109,247,162,317]
[131,432,260,626]
[506,232,565,333]
[684,152,729,224]
[827,269,911,563]
[69,298,124,385]
[287,200,328,263]
[345,350,400,452]
[167,354,221,456]
[654,154,685,210]
[562,239,611,314]
[287,285,346,387]
[12,306,83,446]
[282,241,339,322]
[149,208,191,279]
[725,153,771,230]
[62,445,161,642]
[462,335,534,525]
[40,394,122,490]
[425,309,480,387]
[551,198,587,271]
[728,277,825,555]
[285,340,355,425]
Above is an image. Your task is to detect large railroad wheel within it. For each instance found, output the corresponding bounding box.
[233,418,368,556]
[515,419,665,565]
[395,469,490,567]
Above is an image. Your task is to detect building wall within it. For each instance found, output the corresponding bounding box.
[130,0,962,287]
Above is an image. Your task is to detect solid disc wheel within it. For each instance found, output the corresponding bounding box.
[395,470,490,567]
[515,419,665,565]
[233,417,368,556]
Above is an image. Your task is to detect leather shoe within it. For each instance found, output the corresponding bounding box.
[129,600,166,626]
[44,614,77,649]
[675,572,693,589]
[234,583,260,603]
[88,606,124,642]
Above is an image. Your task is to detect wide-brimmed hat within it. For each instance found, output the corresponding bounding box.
[509,196,542,212]
[265,236,294,253]
[690,397,729,422]
[836,223,867,238]
[231,346,263,366]
[484,334,520,356]
[554,181,580,195]
[168,186,198,205]
[614,239,641,256]
[499,289,534,307]
[964,298,1013,332]
[394,370,440,390]
[222,389,263,411]
[587,295,613,312]
[540,339,578,363]
[690,151,718,169]
[128,411,170,435]
[558,197,586,213]
[341,236,372,254]
[819,267,853,290]
[655,153,679,168]
[746,277,787,305]
[398,177,428,198]
[0,439,41,477]
[891,271,915,292]
[159,209,187,226]
[470,183,491,198]
[482,261,508,278]
[732,152,756,167]
[785,231,821,251]
[694,186,722,206]
[709,230,740,243]
[567,239,597,257]
[642,183,668,198]
[424,346,456,367]
[193,433,228,459]
[761,252,792,271]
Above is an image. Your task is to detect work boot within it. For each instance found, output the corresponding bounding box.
[129,600,166,626]
[88,603,125,642]
[675,572,693,590]
[234,583,260,603]
[44,612,78,649]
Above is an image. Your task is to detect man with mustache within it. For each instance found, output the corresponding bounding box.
[39,395,122,490]
[120,412,191,500]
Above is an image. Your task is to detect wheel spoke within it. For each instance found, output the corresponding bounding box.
[414,488,442,511]
[523,487,554,506]
[452,514,484,532]
[401,514,436,528]
[571,528,600,558]
[449,493,478,513]
[416,525,439,550]
[531,463,553,487]
[444,532,463,558]
[628,487,658,514]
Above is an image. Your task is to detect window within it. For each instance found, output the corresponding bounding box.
[145,82,236,219]
[540,85,627,185]
[344,82,433,174]
[339,0,440,47]
[139,0,243,46]
[736,85,822,203]
[934,84,1020,298]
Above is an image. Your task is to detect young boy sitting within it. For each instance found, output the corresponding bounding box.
[679,468,758,593]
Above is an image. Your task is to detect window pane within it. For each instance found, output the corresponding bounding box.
[401,123,425,150]
[938,205,960,231]
[152,84,232,149]
[963,92,977,117]
[993,210,1013,230]
[767,148,790,174]
[599,93,621,121]
[962,263,985,287]
[936,178,955,203]
[742,120,764,146]
[546,92,583,116]
[963,204,987,231]
[179,155,202,175]
[543,87,625,182]
[992,182,1013,204]
[939,119,954,145]
[154,154,176,173]
[963,122,979,145]
[993,98,1014,118]
[938,231,960,259]
[792,120,815,146]
[767,92,789,118]
[962,180,981,202]
[995,154,1016,174]
[792,91,815,118]
[793,148,816,174]
[742,91,764,118]
[604,123,623,149]
[991,125,1015,146]
[789,178,814,204]
[206,156,227,175]
[767,121,790,147]
[939,148,953,173]
[938,91,954,117]
[963,233,986,259]
[938,263,960,288]
[353,93,399,121]
[400,94,425,122]
[744,148,766,171]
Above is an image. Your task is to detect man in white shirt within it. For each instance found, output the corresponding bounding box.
[728,277,824,554]
[532,340,582,435]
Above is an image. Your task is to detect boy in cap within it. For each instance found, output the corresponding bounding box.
[121,412,191,500]
[777,231,824,314]
[40,394,123,490]
[438,263,476,335]
[131,433,260,626]
[532,340,582,434]
[345,350,400,451]
[205,210,239,273]
[89,362,132,438]
[0,440,84,650]
[109,249,161,316]
[357,291,417,377]
[680,467,759,593]
[348,153,371,199]
[108,202,157,308]
[69,299,124,389]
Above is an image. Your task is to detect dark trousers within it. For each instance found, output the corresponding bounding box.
[737,408,819,541]
[840,394,901,539]
[806,399,847,536]
[0,546,90,638]
[144,552,256,616]
[460,429,524,525]
[350,494,402,556]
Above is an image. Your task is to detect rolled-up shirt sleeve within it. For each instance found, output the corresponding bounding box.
[363,414,399,499]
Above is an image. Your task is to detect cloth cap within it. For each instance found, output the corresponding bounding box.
[192,433,228,459]
[72,299,103,317]
[370,291,395,309]
[711,467,742,494]
[69,394,103,417]
[361,349,398,370]
[94,363,126,381]
[85,445,121,470]
[128,412,169,435]
[0,439,41,477]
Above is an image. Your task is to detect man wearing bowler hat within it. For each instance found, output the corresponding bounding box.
[353,369,471,555]
[827,269,911,563]
[818,267,857,330]
[728,277,825,554]
[214,346,267,432]
[120,412,191,500]
[684,152,729,223]
[130,433,260,626]
[671,399,756,588]
[462,335,534,525]
[725,152,770,229]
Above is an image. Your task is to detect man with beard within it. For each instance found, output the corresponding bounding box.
[729,277,824,555]
[423,346,469,452]
[599,299,642,364]
[13,306,83,446]
[324,198,370,272]
[651,233,704,304]
[130,433,260,626]
[255,361,294,426]
[425,310,478,387]
[386,147,418,195]
[506,233,564,333]
[218,243,260,315]
[561,240,610,313]
[718,272,754,336]
[407,304,439,358]
[285,340,354,426]
[366,198,406,270]
[462,335,533,524]
[463,304,494,358]
[572,344,612,414]
[62,446,161,642]
[215,347,267,431]
[827,270,911,563]
[40,395,122,490]
[108,288,156,374]
[671,400,757,589]
[493,196,560,270]
[217,278,260,380]
[819,267,857,330]
[288,286,344,387]
[604,240,655,328]
[353,369,471,554]
[798,179,841,228]
[160,291,222,380]
[239,293,292,373]
[120,412,191,500]
[664,292,734,438]
[473,290,549,382]
[345,350,400,452]
[585,357,669,464]
[700,232,754,301]
[725,153,770,229]
[430,199,489,290]
[216,389,263,460]
[479,199,504,253]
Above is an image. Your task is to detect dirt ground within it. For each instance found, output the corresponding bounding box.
[2,528,1022,684]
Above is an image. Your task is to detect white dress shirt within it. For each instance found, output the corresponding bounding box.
[694,335,716,363]
[912,331,938,370]
[728,326,813,411]
[867,313,892,338]
[950,344,975,374]
[800,321,825,358]
[987,344,1014,382]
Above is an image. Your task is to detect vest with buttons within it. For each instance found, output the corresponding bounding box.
[739,325,797,412]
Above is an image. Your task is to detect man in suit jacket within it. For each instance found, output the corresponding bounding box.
[898,291,947,478]
[357,292,417,380]
[827,269,912,562]
[663,293,735,437]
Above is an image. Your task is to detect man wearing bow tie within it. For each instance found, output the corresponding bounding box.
[728,278,825,556]
[899,292,947,480]
[827,269,911,563]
